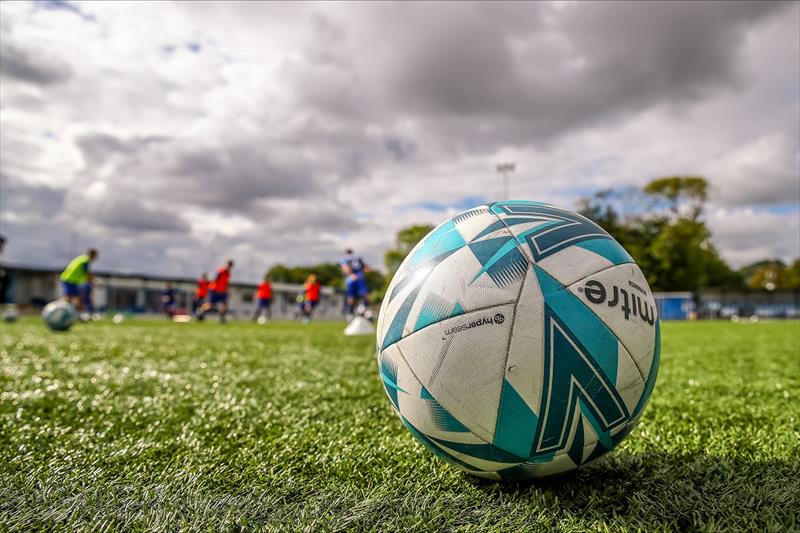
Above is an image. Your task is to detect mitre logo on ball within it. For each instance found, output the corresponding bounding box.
[579,279,656,325]
[376,200,660,480]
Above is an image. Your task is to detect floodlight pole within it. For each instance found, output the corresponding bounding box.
[496,162,516,200]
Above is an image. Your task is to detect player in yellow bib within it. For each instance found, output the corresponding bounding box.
[60,248,98,310]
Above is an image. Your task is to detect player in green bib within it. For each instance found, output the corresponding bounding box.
[60,248,98,310]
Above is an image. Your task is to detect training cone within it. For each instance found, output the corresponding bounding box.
[344,316,374,336]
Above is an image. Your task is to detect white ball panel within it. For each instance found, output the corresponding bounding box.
[503,267,546,416]
[536,245,615,287]
[616,342,647,414]
[568,262,658,379]
[452,206,500,242]
[394,302,517,443]
[394,358,486,446]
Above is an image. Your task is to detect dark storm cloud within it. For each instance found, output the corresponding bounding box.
[74,132,316,213]
[383,137,417,162]
[1,0,796,276]
[0,41,72,85]
[169,145,318,210]
[0,173,66,219]
[559,1,787,101]
[254,198,360,233]
[0,218,74,268]
[76,133,169,166]
[297,1,790,147]
[92,198,190,233]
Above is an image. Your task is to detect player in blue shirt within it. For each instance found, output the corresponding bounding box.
[340,249,370,320]
[161,282,176,320]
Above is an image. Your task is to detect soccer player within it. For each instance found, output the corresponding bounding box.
[302,274,320,324]
[80,281,95,316]
[200,259,233,323]
[340,248,369,320]
[252,275,273,322]
[60,249,98,311]
[193,273,209,315]
[161,282,176,319]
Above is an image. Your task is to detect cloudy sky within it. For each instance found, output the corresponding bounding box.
[1,0,798,281]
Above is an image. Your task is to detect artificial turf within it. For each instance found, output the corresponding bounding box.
[0,318,798,532]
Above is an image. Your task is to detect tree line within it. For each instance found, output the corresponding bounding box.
[266,262,386,295]
[577,176,799,292]
[267,176,798,299]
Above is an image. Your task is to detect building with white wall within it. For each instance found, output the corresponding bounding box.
[3,264,344,320]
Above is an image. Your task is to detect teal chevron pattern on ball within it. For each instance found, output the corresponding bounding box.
[376,201,660,480]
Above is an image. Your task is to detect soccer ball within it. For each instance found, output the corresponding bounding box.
[3,305,20,323]
[42,300,78,331]
[376,201,660,480]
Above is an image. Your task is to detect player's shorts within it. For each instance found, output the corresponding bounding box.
[345,274,369,298]
[257,298,272,308]
[62,281,80,297]
[210,291,228,305]
[304,299,319,309]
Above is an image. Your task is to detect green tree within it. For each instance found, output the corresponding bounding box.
[741,259,798,290]
[786,259,800,289]
[703,252,744,290]
[364,270,386,298]
[310,263,346,288]
[579,176,741,291]
[267,261,386,301]
[265,264,295,283]
[644,175,708,220]
[266,263,345,288]
[648,219,713,291]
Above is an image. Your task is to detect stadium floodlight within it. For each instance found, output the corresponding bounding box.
[496,162,516,200]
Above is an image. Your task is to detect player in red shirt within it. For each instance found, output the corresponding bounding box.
[302,273,321,324]
[252,275,273,322]
[192,273,209,315]
[199,259,233,323]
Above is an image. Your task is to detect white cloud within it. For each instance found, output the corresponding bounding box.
[709,207,800,267]
[704,134,799,206]
[0,0,798,281]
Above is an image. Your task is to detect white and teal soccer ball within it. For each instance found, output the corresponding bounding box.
[376,201,660,480]
[42,300,78,331]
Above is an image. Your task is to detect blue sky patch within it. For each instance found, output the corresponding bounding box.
[36,0,95,22]
[399,196,488,213]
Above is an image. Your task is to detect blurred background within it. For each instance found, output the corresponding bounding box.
[1,1,798,318]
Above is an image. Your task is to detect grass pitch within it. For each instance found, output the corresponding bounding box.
[1,318,798,532]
